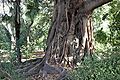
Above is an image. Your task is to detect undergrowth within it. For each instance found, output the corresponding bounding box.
[66,47,120,80]
[0,62,24,80]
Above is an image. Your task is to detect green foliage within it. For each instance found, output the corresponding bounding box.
[95,28,107,44]
[93,4,110,45]
[22,0,53,50]
[0,25,11,50]
[93,0,120,48]
[25,0,40,19]
[67,49,120,80]
[1,0,53,61]
[2,14,12,22]
[21,43,34,59]
[66,1,120,79]
[108,0,120,46]
[0,0,119,80]
[0,62,24,80]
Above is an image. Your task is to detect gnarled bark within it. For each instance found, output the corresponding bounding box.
[19,0,112,79]
[46,0,113,66]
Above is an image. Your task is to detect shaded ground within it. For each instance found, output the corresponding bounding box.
[0,50,69,80]
[17,51,68,80]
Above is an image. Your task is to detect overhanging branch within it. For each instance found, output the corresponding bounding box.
[85,0,112,11]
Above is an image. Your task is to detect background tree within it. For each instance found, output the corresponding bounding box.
[0,0,53,62]
[14,0,21,63]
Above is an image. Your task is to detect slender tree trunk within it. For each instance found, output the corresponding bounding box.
[14,0,21,63]
[46,0,112,67]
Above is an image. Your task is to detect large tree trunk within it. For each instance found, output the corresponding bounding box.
[18,0,112,79]
[46,0,111,67]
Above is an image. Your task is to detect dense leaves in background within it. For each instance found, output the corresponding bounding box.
[0,0,53,79]
[0,0,53,59]
[20,0,53,58]
[93,0,120,47]
[108,0,120,46]
[67,49,120,80]
[0,0,120,79]
[0,25,11,50]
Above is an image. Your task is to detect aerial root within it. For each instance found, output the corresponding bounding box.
[16,58,68,80]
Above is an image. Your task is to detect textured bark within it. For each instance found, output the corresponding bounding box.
[46,0,92,67]
[46,0,112,67]
[19,0,112,79]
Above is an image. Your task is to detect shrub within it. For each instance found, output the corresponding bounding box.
[66,51,120,80]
